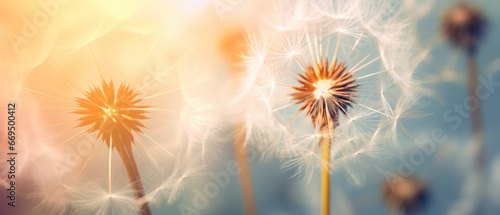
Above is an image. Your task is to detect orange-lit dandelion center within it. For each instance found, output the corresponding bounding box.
[291,58,357,126]
[74,78,152,215]
[74,79,149,148]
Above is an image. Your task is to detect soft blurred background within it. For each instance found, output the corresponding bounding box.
[1,0,500,214]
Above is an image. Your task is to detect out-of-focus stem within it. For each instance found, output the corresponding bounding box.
[234,123,257,215]
[320,126,331,215]
[222,28,257,214]
[119,146,152,215]
[466,53,485,171]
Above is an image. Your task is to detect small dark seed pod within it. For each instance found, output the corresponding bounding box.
[442,3,487,54]
[381,176,429,214]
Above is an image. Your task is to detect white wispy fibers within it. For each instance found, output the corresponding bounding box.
[19,24,203,214]
[171,0,270,165]
[172,2,269,213]
[175,45,249,165]
[243,0,423,185]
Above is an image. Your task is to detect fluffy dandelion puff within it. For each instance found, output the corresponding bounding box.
[22,40,200,214]
[245,0,423,185]
[243,3,423,213]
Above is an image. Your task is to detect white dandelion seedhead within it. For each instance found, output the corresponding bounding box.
[244,0,423,184]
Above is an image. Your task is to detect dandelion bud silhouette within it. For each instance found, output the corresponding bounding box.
[382,176,429,214]
[442,3,487,54]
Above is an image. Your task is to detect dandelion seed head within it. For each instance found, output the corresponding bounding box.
[245,0,422,184]
[382,176,429,214]
[75,79,149,148]
[291,59,357,127]
[442,3,487,53]
[24,40,202,214]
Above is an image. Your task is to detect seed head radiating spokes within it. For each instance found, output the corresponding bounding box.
[73,78,153,214]
[74,79,149,148]
[291,58,357,127]
[243,0,423,188]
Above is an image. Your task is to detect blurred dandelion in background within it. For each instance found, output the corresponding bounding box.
[407,0,491,86]
[438,3,489,214]
[172,2,270,214]
[442,3,487,55]
[216,25,258,215]
[441,2,488,171]
[402,0,498,214]
[381,176,429,214]
[243,0,423,213]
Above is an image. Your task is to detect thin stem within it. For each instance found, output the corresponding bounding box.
[109,139,113,195]
[118,145,152,215]
[466,53,485,172]
[320,124,331,215]
[234,123,257,215]
[228,40,258,214]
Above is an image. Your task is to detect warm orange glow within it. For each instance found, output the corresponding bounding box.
[74,79,149,149]
[74,78,152,215]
